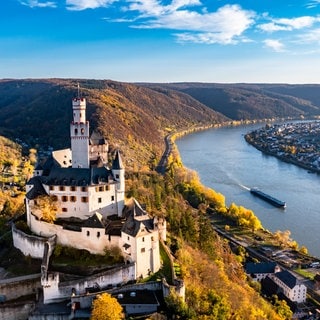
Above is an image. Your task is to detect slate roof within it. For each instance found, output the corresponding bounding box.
[121,199,154,237]
[245,262,277,275]
[274,270,298,289]
[26,176,48,200]
[43,166,114,186]
[82,213,105,228]
[112,150,124,170]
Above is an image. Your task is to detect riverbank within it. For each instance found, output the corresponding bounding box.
[172,119,320,257]
[244,121,320,174]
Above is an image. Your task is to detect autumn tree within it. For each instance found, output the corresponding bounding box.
[33,195,59,223]
[90,293,124,320]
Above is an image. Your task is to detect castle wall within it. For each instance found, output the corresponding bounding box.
[0,302,35,320]
[71,281,162,309]
[43,263,136,304]
[28,214,120,254]
[12,225,56,259]
[0,274,41,301]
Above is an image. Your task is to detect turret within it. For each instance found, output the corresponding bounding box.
[70,91,90,169]
[112,150,125,216]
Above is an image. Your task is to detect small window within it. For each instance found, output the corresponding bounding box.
[49,186,54,191]
[99,186,104,192]
[70,196,76,202]
[151,236,154,241]
[141,248,145,253]
[81,128,85,134]
[62,208,68,212]
[86,231,90,236]
[97,232,100,238]
[70,186,76,191]
[116,174,119,179]
[81,197,88,203]
[74,128,78,135]
[59,186,65,191]
[142,237,145,242]
[111,196,115,201]
[81,186,87,192]
[98,197,102,203]
[62,196,68,202]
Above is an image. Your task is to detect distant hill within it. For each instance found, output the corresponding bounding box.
[0,79,226,169]
[2,79,320,168]
[141,83,320,120]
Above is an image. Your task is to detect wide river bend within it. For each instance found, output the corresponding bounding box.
[176,123,320,258]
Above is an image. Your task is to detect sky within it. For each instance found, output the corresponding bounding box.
[2,0,320,83]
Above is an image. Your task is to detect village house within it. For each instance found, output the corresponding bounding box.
[245,261,281,282]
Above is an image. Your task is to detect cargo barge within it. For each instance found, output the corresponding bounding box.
[250,188,286,208]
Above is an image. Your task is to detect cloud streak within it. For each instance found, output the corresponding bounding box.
[66,0,117,11]
[19,0,57,8]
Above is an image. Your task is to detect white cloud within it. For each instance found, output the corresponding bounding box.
[124,2,255,45]
[66,0,117,11]
[263,39,285,52]
[259,16,320,32]
[297,28,320,43]
[19,0,57,8]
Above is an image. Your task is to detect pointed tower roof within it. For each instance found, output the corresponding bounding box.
[112,150,124,170]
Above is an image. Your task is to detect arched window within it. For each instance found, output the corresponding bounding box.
[81,128,85,134]
[74,128,78,135]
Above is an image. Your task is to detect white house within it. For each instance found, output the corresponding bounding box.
[15,91,166,281]
[245,262,281,282]
[269,270,307,303]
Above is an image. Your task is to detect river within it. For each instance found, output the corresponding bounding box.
[176,123,320,258]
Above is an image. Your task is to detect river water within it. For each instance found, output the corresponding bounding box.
[176,123,320,258]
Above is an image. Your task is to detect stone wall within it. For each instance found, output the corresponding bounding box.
[0,274,41,301]
[12,224,56,259]
[0,302,35,320]
[43,263,136,304]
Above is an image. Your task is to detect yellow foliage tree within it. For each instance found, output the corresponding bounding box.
[33,195,59,223]
[90,293,124,320]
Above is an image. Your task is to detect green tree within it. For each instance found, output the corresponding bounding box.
[91,293,124,320]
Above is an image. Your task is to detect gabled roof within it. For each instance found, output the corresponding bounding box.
[121,199,154,237]
[26,176,48,200]
[43,166,113,186]
[274,270,298,289]
[82,212,105,229]
[245,262,277,275]
[112,150,124,170]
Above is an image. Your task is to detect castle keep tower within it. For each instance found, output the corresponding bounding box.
[70,93,89,168]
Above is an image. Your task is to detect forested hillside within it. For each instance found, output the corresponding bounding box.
[143,83,320,120]
[0,79,226,170]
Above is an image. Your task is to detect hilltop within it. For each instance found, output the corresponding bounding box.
[141,83,320,120]
[0,79,227,170]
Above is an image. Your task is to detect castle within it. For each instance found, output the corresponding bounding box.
[13,91,167,303]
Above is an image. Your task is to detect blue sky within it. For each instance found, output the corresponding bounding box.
[2,0,320,83]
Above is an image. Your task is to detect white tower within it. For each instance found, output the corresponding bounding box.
[112,150,125,216]
[70,89,90,169]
